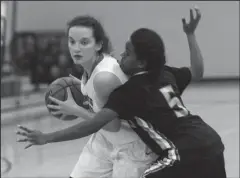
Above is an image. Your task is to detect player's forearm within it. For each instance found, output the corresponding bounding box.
[73,105,95,120]
[45,120,101,143]
[187,34,204,81]
[72,105,120,132]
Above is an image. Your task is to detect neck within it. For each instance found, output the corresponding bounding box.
[81,55,98,78]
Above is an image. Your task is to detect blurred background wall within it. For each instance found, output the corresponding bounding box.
[1,1,239,97]
[4,1,239,79]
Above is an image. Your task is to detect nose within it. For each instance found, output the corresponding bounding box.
[120,52,124,58]
[71,43,81,52]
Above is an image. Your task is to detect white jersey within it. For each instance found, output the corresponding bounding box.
[81,54,139,144]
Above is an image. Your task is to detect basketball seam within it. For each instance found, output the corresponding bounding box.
[47,84,77,103]
[71,78,82,95]
[62,78,71,100]
[49,77,74,98]
[49,83,69,98]
[72,81,82,94]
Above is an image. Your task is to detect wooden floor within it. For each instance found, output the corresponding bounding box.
[1,82,239,178]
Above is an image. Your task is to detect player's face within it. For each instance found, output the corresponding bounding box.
[120,41,144,76]
[68,26,102,65]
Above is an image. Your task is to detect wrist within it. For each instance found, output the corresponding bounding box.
[44,133,53,144]
[186,33,196,38]
[73,104,83,116]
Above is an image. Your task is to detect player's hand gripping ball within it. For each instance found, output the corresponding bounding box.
[45,76,87,121]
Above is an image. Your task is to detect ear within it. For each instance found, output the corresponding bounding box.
[95,41,103,52]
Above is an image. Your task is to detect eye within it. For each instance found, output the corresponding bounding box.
[81,40,89,46]
[68,39,75,45]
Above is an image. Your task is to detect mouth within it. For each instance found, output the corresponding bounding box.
[73,54,83,60]
[119,63,124,70]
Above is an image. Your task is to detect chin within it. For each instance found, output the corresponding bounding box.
[120,65,129,75]
[73,58,84,65]
[73,60,82,65]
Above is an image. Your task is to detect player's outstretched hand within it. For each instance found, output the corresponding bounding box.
[16,125,48,149]
[182,7,201,34]
[47,87,79,116]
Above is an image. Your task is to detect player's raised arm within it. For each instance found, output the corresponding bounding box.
[182,7,204,81]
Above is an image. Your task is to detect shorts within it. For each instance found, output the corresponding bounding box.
[142,152,226,178]
[70,131,158,178]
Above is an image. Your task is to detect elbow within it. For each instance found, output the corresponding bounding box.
[195,71,204,81]
[196,66,204,79]
[191,65,204,81]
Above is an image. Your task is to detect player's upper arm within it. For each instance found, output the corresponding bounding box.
[93,71,122,106]
[104,82,142,119]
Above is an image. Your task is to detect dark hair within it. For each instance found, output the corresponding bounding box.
[130,28,166,82]
[67,15,113,54]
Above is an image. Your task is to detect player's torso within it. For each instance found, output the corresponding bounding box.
[81,54,140,144]
[130,73,223,152]
[138,71,190,121]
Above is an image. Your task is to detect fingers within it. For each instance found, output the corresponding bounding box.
[17,138,33,142]
[17,138,35,149]
[66,87,73,100]
[17,135,36,143]
[194,7,201,21]
[16,131,28,136]
[17,125,33,133]
[47,104,60,110]
[187,7,201,25]
[47,104,63,115]
[59,114,67,120]
[16,130,36,138]
[182,18,187,26]
[16,126,38,149]
[190,9,194,21]
[48,96,62,105]
[50,110,62,116]
[25,143,34,149]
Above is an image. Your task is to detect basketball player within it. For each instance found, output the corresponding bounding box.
[17,15,158,178]
[17,8,208,178]
[98,27,226,177]
[51,8,225,178]
[48,9,225,178]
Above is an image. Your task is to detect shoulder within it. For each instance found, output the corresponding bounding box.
[162,65,192,95]
[96,54,122,74]
[93,71,122,97]
[94,71,120,86]
[164,65,192,79]
[102,54,118,64]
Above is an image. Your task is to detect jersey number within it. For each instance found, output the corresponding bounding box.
[159,85,189,118]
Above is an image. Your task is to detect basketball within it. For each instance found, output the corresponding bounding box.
[45,77,86,120]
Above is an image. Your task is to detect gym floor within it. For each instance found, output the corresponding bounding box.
[1,81,239,178]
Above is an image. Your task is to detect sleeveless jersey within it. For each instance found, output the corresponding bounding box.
[81,54,140,144]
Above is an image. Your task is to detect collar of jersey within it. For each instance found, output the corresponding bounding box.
[133,71,148,76]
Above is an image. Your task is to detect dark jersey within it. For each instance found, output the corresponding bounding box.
[104,66,224,169]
